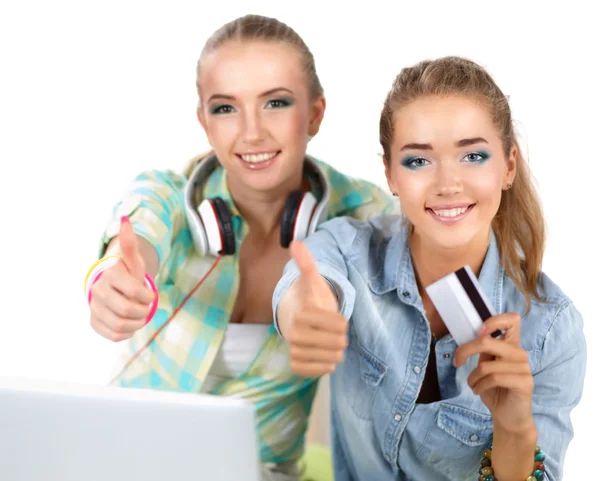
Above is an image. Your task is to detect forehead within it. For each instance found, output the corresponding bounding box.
[199,41,307,98]
[393,95,498,147]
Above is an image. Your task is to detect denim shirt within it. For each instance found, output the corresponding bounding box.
[272,215,586,481]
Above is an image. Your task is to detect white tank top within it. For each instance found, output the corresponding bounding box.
[201,323,272,393]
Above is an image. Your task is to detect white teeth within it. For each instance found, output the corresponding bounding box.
[240,152,278,163]
[432,206,469,217]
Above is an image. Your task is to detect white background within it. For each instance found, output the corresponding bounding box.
[1,0,597,477]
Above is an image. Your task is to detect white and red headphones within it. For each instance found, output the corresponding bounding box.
[183,154,331,257]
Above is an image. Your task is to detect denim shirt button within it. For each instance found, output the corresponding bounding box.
[394,413,402,422]
[402,291,410,298]
[413,366,422,374]
[470,434,479,442]
[443,353,451,359]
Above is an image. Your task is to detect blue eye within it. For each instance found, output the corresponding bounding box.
[401,156,430,170]
[210,104,236,115]
[463,151,490,163]
[265,98,293,109]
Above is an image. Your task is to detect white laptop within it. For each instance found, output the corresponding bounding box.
[0,376,260,481]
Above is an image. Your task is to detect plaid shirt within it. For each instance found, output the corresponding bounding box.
[99,154,397,464]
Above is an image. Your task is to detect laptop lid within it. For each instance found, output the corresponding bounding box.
[0,377,260,481]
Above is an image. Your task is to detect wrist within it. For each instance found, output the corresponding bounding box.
[493,417,537,440]
[84,256,121,299]
[84,255,159,323]
[487,420,539,481]
[482,441,546,481]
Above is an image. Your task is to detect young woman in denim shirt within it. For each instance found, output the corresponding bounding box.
[274,56,586,481]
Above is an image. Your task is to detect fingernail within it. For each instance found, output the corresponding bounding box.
[477,326,486,336]
[121,216,129,224]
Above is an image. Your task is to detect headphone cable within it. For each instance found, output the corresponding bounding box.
[109,254,223,385]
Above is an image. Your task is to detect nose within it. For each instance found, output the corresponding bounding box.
[435,162,463,197]
[242,109,266,144]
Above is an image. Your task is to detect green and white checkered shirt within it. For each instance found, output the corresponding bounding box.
[99,154,397,464]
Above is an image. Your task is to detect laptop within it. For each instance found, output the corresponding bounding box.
[0,376,260,481]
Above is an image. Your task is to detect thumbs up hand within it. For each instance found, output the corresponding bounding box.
[89,216,156,342]
[285,241,348,377]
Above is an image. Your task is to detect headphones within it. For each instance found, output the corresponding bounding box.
[183,154,331,257]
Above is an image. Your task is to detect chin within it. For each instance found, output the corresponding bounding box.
[440,225,493,252]
[413,222,481,251]
[245,172,289,192]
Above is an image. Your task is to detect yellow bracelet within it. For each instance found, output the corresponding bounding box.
[83,256,121,296]
[84,255,159,324]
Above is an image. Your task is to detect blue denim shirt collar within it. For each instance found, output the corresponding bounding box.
[368,224,505,316]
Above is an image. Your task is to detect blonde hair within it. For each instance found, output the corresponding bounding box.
[379,56,545,307]
[196,14,323,102]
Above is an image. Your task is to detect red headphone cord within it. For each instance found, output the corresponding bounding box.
[109,254,224,385]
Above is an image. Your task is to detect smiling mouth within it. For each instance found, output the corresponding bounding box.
[426,203,476,222]
[237,151,280,163]
[427,205,472,217]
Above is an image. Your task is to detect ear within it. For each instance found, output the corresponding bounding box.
[504,144,518,187]
[308,96,326,137]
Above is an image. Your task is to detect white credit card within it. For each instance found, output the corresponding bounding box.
[425,265,502,346]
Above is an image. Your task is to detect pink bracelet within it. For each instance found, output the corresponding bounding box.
[85,257,159,324]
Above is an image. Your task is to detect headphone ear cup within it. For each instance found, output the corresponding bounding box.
[292,192,317,242]
[211,198,236,255]
[280,191,304,248]
[187,200,210,257]
[198,198,236,256]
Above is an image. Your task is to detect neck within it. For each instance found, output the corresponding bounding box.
[410,226,491,293]
[226,168,311,239]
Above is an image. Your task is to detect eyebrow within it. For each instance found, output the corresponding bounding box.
[400,142,433,151]
[456,137,488,147]
[207,87,295,104]
[400,137,488,151]
[260,87,294,98]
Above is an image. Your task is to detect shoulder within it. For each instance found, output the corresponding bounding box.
[313,214,406,259]
[129,169,188,192]
[310,157,398,221]
[503,270,584,363]
[130,150,216,193]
